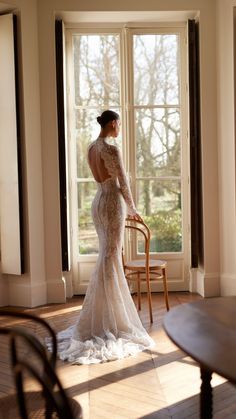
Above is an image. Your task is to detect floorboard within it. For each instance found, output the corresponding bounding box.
[0,292,235,418]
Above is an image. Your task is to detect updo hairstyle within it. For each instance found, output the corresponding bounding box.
[97,110,119,128]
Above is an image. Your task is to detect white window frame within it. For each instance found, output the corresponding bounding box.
[65,22,190,293]
[125,27,189,264]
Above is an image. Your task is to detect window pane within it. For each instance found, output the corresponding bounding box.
[133,34,179,105]
[76,108,122,178]
[137,179,182,252]
[76,109,99,178]
[77,182,98,254]
[136,108,181,177]
[73,34,120,107]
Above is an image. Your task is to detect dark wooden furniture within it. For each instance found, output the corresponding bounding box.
[0,311,82,419]
[163,297,236,418]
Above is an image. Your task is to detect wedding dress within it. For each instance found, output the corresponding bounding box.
[52,137,154,364]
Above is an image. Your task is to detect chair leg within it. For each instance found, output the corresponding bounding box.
[137,272,141,311]
[163,268,169,311]
[146,272,153,323]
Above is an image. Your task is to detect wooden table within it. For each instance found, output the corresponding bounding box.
[163,297,236,418]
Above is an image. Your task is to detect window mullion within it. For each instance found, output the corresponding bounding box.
[136,176,182,181]
[133,104,180,109]
[122,28,137,258]
[123,28,136,196]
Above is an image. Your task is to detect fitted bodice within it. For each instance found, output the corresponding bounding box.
[88,137,136,216]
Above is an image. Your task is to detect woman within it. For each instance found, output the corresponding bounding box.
[56,110,154,364]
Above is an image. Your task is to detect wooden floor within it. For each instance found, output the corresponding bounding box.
[1,292,236,418]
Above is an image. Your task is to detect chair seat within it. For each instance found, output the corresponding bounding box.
[0,391,83,419]
[125,259,167,271]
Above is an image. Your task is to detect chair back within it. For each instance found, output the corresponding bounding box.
[0,311,57,368]
[0,311,81,419]
[124,217,150,254]
[123,218,151,273]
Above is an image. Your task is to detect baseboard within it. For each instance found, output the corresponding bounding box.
[0,276,9,306]
[190,269,220,297]
[63,271,73,298]
[204,272,221,297]
[0,275,67,306]
[8,278,47,307]
[47,277,66,303]
[2,276,67,307]
[220,273,236,295]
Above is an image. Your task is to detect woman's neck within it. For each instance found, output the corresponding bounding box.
[99,128,111,138]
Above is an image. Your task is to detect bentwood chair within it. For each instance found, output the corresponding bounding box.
[0,311,82,419]
[123,218,169,323]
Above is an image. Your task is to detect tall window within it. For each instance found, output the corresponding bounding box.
[132,33,182,253]
[66,25,188,285]
[70,32,121,254]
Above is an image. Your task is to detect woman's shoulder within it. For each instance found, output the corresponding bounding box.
[87,140,96,151]
[105,143,120,156]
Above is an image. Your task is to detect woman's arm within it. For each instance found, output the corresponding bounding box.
[113,147,142,220]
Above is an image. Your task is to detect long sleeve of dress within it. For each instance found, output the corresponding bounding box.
[113,147,137,216]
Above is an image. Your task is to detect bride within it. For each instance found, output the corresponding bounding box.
[55,110,154,364]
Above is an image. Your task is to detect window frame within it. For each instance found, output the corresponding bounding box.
[125,26,188,259]
[65,23,189,267]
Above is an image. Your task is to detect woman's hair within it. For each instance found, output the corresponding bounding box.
[97,110,119,128]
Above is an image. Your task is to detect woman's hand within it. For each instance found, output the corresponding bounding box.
[128,213,143,222]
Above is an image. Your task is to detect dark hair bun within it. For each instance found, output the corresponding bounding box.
[96,110,119,128]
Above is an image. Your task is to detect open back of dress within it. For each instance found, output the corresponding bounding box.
[87,141,111,183]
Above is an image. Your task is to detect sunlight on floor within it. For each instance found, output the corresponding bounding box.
[39,305,83,318]
[157,355,227,406]
[2,294,235,419]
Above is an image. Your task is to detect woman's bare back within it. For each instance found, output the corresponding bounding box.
[87,137,137,217]
[88,143,112,183]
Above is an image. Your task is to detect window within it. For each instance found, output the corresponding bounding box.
[68,31,121,255]
[66,24,189,292]
[132,32,182,253]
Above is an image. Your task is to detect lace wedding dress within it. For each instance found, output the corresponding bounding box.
[53,137,154,364]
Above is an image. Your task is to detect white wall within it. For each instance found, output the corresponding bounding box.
[0,0,47,306]
[216,0,236,295]
[0,0,222,306]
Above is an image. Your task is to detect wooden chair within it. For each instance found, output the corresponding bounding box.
[0,311,82,419]
[123,218,169,323]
